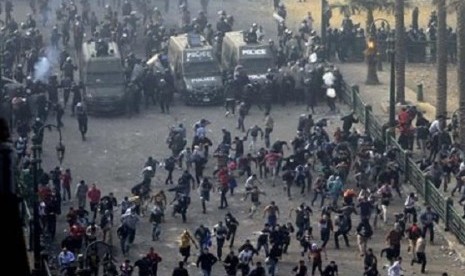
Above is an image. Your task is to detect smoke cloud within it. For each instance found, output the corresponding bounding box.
[33,57,51,82]
[33,45,60,83]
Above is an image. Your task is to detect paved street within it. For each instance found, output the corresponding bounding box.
[7,0,465,275]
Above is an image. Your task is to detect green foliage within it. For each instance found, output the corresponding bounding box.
[331,0,396,17]
[17,168,34,206]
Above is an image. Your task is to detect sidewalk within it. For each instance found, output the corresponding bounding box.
[338,62,465,264]
[337,62,438,121]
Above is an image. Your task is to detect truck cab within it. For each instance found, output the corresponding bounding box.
[221,31,275,81]
[79,40,126,114]
[168,33,223,105]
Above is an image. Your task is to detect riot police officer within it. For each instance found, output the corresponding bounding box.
[76,102,88,141]
[158,79,170,114]
[70,82,82,116]
[244,23,258,43]
[48,75,60,106]
[61,57,76,82]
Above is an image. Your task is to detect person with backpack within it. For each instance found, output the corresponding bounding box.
[117,223,130,256]
[164,155,176,185]
[405,222,422,258]
[356,218,373,257]
[194,224,212,251]
[150,205,163,241]
[225,212,239,248]
[199,177,214,214]
[376,182,393,224]
[171,192,191,223]
[334,214,350,249]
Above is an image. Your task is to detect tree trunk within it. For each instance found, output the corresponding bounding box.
[458,2,465,148]
[436,0,448,117]
[366,8,375,35]
[395,0,405,104]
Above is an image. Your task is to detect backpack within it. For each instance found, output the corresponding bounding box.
[359,224,373,238]
[117,224,128,239]
[100,215,110,229]
[164,157,175,170]
[408,226,421,240]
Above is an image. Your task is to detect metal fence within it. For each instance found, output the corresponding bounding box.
[21,200,53,276]
[340,83,465,244]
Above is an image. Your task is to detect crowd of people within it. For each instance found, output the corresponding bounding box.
[0,1,463,276]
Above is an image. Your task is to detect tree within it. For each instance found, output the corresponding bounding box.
[332,0,395,85]
[332,0,395,31]
[436,0,448,117]
[455,1,465,148]
[395,0,406,104]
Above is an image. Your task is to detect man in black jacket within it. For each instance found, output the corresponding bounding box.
[196,248,218,276]
[223,250,239,276]
[172,261,189,276]
[249,261,266,276]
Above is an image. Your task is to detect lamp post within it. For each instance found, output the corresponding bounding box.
[366,18,391,85]
[365,35,380,84]
[31,124,65,275]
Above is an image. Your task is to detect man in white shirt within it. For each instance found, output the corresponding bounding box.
[404,192,418,223]
[428,115,445,136]
[387,256,404,276]
[243,174,262,200]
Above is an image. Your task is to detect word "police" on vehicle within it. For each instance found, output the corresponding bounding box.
[241,48,267,56]
[191,76,216,83]
[186,51,213,59]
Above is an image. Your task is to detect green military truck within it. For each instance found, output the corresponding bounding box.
[79,40,126,114]
[168,33,223,105]
[221,31,275,81]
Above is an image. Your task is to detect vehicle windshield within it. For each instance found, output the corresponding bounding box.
[182,61,218,76]
[238,58,272,73]
[86,73,125,86]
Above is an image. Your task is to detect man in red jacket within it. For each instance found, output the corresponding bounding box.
[87,183,101,219]
[217,167,230,209]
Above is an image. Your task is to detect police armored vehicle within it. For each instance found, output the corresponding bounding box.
[79,40,126,114]
[168,33,223,105]
[221,31,274,81]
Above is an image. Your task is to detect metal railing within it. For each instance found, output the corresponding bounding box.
[340,82,465,244]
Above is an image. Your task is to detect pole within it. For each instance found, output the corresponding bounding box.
[389,50,396,128]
